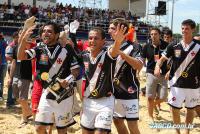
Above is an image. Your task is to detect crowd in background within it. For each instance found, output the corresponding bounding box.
[0,2,150,35]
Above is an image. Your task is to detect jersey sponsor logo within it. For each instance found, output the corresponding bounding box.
[190,98,200,104]
[128,86,136,94]
[174,49,181,58]
[122,104,137,112]
[96,112,112,123]
[191,51,196,57]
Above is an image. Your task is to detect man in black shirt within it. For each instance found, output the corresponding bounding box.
[155,19,200,134]
[18,18,80,134]
[9,30,32,127]
[141,27,169,123]
[163,29,173,44]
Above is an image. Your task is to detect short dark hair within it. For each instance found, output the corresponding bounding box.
[89,27,106,39]
[150,27,161,34]
[163,29,173,37]
[182,19,196,29]
[40,22,60,35]
[110,18,129,34]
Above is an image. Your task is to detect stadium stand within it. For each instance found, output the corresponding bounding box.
[0,2,151,42]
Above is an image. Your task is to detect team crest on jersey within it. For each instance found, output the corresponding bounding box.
[39,54,48,65]
[128,86,136,94]
[174,49,181,58]
[57,58,63,64]
[172,96,176,101]
[98,63,103,68]
[191,51,196,57]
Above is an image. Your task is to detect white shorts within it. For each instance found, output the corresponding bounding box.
[80,95,115,131]
[35,90,75,128]
[197,88,200,106]
[168,87,199,109]
[113,99,139,120]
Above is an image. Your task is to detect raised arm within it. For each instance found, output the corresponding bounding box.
[18,16,36,60]
[17,25,36,60]
[118,50,143,71]
[109,24,127,58]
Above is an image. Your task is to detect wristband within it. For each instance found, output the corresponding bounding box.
[64,74,74,84]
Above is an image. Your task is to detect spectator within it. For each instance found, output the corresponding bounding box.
[0,33,8,102]
[163,29,173,44]
[141,27,169,122]
[10,29,32,127]
[5,31,19,108]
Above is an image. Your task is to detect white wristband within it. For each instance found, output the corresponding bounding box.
[64,74,74,84]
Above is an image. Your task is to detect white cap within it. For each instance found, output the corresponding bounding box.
[64,24,70,33]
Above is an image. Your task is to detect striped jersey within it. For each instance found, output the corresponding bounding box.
[113,41,143,99]
[162,40,200,88]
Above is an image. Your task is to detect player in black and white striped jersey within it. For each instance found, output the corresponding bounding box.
[108,18,143,134]
[80,26,127,134]
[155,19,200,134]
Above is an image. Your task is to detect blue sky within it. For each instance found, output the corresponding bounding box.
[168,0,200,34]
[57,0,200,34]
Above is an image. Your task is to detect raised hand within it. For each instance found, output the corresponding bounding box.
[56,78,69,89]
[17,25,36,60]
[23,16,36,31]
[113,24,127,44]
[19,25,36,45]
[109,24,128,58]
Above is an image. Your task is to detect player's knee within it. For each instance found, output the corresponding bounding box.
[35,125,46,133]
[113,118,124,126]
[147,97,154,102]
[171,107,180,113]
[57,128,67,134]
[127,121,140,134]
